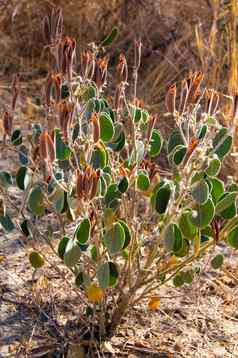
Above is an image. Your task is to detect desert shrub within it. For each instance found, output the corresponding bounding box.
[1,7,238,342]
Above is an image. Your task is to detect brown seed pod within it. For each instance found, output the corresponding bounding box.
[165,84,176,114]
[91,113,100,143]
[2,111,13,137]
[76,169,84,200]
[39,131,48,161]
[90,169,100,199]
[45,131,55,163]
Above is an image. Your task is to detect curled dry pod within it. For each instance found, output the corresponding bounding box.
[76,169,84,200]
[45,131,55,163]
[90,169,101,199]
[45,73,53,107]
[84,166,93,198]
[91,113,100,143]
[39,131,48,161]
[2,111,13,137]
[165,84,176,114]
[204,89,219,115]
[11,73,21,111]
[59,100,74,139]
[52,73,62,103]
[187,71,204,105]
[96,56,109,90]
[117,53,128,83]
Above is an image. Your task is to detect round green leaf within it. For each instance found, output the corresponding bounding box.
[179,210,197,239]
[0,171,12,188]
[29,251,44,269]
[75,218,91,244]
[164,223,183,253]
[0,214,15,232]
[103,222,125,254]
[206,157,221,177]
[137,171,150,191]
[191,179,209,204]
[215,192,237,215]
[154,183,172,214]
[91,144,107,169]
[149,129,163,157]
[11,129,22,146]
[64,238,81,268]
[211,253,224,269]
[209,177,224,203]
[118,219,132,249]
[16,167,32,191]
[190,198,215,229]
[58,236,70,259]
[168,130,185,153]
[227,227,238,249]
[118,176,129,193]
[28,186,45,216]
[99,112,114,142]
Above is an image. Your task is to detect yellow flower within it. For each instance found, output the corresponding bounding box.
[148,296,160,311]
[87,284,104,303]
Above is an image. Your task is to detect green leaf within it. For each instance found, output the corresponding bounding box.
[55,129,71,161]
[164,223,183,253]
[149,129,163,157]
[64,238,81,267]
[213,128,232,159]
[227,227,238,249]
[91,245,98,262]
[103,222,125,254]
[211,253,224,269]
[28,186,45,216]
[118,176,129,193]
[105,183,121,207]
[154,183,172,214]
[191,179,209,204]
[91,144,107,169]
[0,171,12,188]
[11,129,22,146]
[99,112,114,142]
[108,131,125,152]
[58,236,70,259]
[97,261,119,288]
[215,192,237,215]
[19,145,28,165]
[137,171,150,191]
[209,177,224,203]
[16,167,32,191]
[29,251,44,269]
[173,273,184,287]
[182,270,194,284]
[190,198,215,228]
[205,156,221,177]
[20,219,31,237]
[168,130,185,153]
[178,210,197,239]
[170,145,187,166]
[118,219,132,249]
[0,214,15,232]
[196,124,208,141]
[48,185,65,213]
[101,26,119,47]
[75,218,91,244]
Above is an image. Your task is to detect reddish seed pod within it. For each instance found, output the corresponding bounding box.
[45,131,55,163]
[91,113,100,143]
[76,169,84,200]
[165,84,176,114]
[2,111,13,137]
[39,131,48,161]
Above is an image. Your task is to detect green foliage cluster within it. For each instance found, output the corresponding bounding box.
[1,7,238,338]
